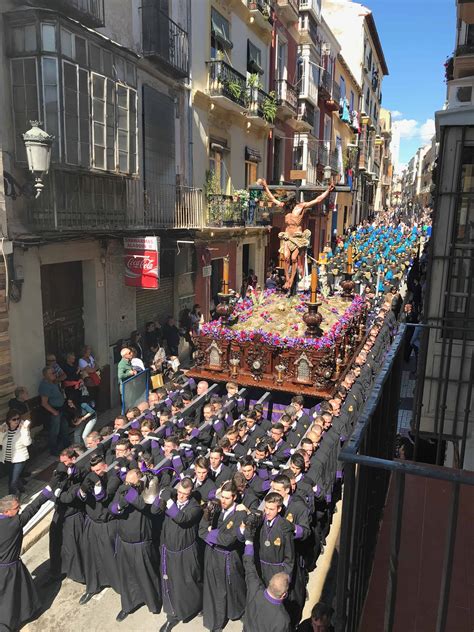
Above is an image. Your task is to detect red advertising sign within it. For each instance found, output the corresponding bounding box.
[124,236,160,289]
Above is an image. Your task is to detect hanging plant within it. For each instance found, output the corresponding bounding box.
[262,91,277,123]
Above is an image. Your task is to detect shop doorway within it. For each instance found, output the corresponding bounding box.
[41,262,84,360]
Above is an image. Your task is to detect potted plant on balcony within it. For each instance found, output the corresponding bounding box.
[262,91,277,123]
[234,189,249,225]
[223,77,243,102]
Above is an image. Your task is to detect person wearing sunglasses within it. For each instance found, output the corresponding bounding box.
[0,409,32,495]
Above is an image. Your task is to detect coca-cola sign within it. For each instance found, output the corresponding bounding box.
[123,236,159,289]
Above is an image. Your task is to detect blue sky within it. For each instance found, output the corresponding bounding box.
[367,0,456,167]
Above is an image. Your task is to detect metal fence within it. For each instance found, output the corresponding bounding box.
[335,324,474,632]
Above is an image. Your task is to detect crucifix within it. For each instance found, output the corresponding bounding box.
[252,179,346,293]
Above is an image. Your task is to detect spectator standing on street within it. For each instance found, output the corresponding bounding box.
[118,347,136,384]
[0,410,32,495]
[130,347,146,373]
[39,367,70,456]
[78,345,101,408]
[8,386,30,415]
[46,353,67,383]
[130,330,144,360]
[162,316,181,356]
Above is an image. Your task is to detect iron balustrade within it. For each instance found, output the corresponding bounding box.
[329,148,339,172]
[318,145,329,167]
[27,170,204,232]
[319,69,332,97]
[297,101,315,126]
[332,80,341,104]
[142,5,189,78]
[207,194,245,227]
[207,60,248,109]
[28,0,105,27]
[275,79,298,112]
[335,324,474,632]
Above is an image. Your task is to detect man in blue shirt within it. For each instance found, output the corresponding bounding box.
[39,367,70,456]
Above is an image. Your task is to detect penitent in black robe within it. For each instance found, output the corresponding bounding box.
[48,466,86,583]
[199,504,248,631]
[157,495,203,621]
[0,492,48,631]
[109,485,162,615]
[242,543,291,632]
[78,472,121,594]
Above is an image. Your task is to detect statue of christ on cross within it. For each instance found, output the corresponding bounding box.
[257,178,335,293]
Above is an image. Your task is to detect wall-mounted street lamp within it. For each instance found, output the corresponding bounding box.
[323,165,332,183]
[3,121,54,200]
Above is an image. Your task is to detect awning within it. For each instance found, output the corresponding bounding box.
[245,147,262,163]
[211,9,233,50]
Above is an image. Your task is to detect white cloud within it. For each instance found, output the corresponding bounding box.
[393,119,418,139]
[392,117,435,143]
[391,110,403,119]
[419,118,435,143]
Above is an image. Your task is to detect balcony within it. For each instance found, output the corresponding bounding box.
[206,194,269,228]
[247,87,277,127]
[298,0,321,22]
[275,79,298,117]
[275,0,299,22]
[207,60,248,112]
[298,13,319,46]
[317,145,328,167]
[319,68,332,99]
[329,148,339,172]
[296,101,315,132]
[459,0,474,23]
[247,0,274,31]
[27,0,105,27]
[142,5,189,79]
[454,42,474,78]
[26,171,203,233]
[326,79,340,111]
[299,70,319,106]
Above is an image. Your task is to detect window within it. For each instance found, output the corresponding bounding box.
[209,143,229,193]
[350,90,355,112]
[247,40,263,75]
[211,8,232,58]
[9,18,137,173]
[276,38,287,81]
[245,161,258,188]
[340,76,346,100]
[313,105,320,139]
[446,145,474,338]
[42,57,61,161]
[10,58,39,160]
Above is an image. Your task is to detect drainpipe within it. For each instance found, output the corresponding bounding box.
[186,0,193,187]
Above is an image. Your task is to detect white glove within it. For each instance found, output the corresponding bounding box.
[93,482,103,496]
[166,498,174,509]
[22,419,31,428]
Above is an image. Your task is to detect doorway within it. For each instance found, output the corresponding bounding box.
[211,258,223,306]
[41,262,84,360]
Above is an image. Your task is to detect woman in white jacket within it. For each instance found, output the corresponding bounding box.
[0,409,32,495]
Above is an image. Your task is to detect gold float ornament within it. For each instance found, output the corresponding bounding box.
[229,357,240,378]
[275,363,286,384]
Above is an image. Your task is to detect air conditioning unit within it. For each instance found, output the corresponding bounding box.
[447,78,474,109]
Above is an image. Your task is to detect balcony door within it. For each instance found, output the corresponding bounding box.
[41,262,84,359]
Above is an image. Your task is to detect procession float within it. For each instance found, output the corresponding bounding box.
[189,180,368,399]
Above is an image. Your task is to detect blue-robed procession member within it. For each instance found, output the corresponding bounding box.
[0,489,52,631]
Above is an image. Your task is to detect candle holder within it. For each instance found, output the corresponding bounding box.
[215,292,235,326]
[229,357,240,378]
[303,301,322,338]
[275,362,286,384]
[341,272,355,299]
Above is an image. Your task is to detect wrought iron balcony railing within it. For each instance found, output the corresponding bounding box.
[297,101,315,127]
[247,0,273,22]
[207,60,248,109]
[275,79,298,112]
[319,68,332,97]
[332,80,341,103]
[26,171,203,232]
[142,5,189,78]
[28,0,105,27]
